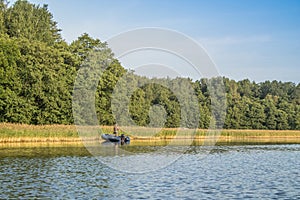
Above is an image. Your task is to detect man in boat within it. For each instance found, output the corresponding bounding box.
[113,124,119,136]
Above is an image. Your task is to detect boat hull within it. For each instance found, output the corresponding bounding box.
[101,134,130,143]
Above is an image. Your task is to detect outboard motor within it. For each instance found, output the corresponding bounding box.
[125,136,130,143]
[118,134,130,145]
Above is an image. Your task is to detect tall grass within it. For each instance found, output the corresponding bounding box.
[0,123,299,143]
[0,123,78,137]
[128,127,300,139]
[219,129,300,137]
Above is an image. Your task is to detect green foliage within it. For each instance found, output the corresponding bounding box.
[0,0,299,130]
[0,1,78,125]
[5,0,61,45]
[0,0,7,34]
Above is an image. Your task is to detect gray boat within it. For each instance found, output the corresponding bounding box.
[101,134,130,143]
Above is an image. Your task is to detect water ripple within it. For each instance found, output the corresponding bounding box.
[0,144,299,199]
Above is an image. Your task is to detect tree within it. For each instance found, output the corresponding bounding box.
[0,34,33,123]
[129,88,149,126]
[1,0,300,130]
[237,79,252,97]
[276,109,288,130]
[96,59,126,125]
[263,97,277,129]
[70,33,110,69]
[5,0,61,45]
[248,100,266,129]
[16,38,76,124]
[0,0,7,34]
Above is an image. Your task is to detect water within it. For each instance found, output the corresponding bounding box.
[0,144,299,199]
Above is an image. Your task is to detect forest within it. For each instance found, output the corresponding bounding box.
[0,0,299,130]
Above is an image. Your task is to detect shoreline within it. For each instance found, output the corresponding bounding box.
[0,136,300,145]
[0,123,300,145]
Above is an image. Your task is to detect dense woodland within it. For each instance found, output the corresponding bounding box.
[0,1,299,130]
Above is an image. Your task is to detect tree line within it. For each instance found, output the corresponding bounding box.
[0,0,299,130]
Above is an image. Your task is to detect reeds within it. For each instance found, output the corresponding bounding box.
[0,123,299,143]
[0,123,78,138]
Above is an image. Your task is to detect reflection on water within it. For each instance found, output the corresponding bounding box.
[0,143,90,158]
[1,139,300,158]
[0,143,299,199]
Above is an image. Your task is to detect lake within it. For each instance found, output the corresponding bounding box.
[0,143,299,199]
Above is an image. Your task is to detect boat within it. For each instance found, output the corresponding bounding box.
[101,133,130,143]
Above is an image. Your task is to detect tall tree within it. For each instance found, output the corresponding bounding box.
[5,0,61,45]
[16,38,76,124]
[0,0,7,34]
[263,96,278,130]
[0,35,34,123]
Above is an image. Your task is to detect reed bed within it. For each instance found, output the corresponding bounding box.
[124,127,300,139]
[0,123,299,143]
[0,123,78,137]
[219,129,300,137]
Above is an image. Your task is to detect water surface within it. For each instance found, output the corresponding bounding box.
[0,143,299,199]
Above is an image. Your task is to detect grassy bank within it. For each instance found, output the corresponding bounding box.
[0,123,300,143]
[0,123,79,143]
[0,123,121,142]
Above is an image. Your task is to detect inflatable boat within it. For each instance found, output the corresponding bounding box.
[101,134,130,143]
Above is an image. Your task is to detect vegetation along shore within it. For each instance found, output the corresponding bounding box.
[0,123,299,144]
[0,0,299,146]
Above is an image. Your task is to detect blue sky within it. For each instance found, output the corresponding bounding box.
[13,0,300,83]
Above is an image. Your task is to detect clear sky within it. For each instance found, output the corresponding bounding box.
[12,0,300,83]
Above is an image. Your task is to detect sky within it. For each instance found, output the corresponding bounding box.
[11,0,300,83]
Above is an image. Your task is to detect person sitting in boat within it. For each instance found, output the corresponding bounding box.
[113,124,119,136]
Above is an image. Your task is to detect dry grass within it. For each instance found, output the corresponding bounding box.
[219,129,300,137]
[0,123,300,143]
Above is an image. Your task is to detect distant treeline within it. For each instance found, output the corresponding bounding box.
[0,0,299,130]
